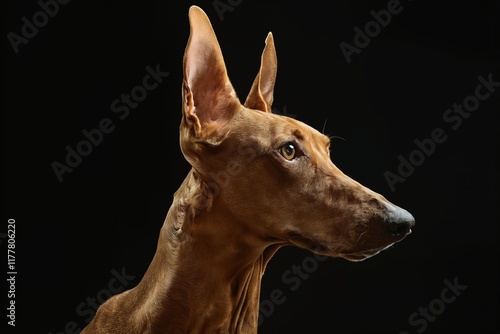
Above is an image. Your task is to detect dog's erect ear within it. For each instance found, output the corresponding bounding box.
[182,6,239,138]
[244,32,277,113]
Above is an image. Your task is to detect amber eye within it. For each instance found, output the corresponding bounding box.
[280,143,296,160]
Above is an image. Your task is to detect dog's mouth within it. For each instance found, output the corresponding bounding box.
[342,254,370,262]
[286,231,399,262]
[342,244,395,262]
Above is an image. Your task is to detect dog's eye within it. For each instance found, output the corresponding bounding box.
[279,143,296,160]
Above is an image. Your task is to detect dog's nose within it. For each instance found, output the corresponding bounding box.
[385,204,415,237]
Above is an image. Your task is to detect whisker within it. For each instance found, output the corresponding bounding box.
[322,118,347,143]
[328,135,346,142]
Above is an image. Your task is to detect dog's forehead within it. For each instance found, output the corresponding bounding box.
[280,115,330,146]
[236,108,330,149]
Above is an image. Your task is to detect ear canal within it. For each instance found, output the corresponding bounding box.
[244,32,277,113]
[182,6,239,137]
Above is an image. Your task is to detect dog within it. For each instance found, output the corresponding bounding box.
[81,6,414,333]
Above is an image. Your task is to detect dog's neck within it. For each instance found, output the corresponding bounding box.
[128,169,278,333]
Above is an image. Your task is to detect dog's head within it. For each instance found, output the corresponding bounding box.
[179,6,414,261]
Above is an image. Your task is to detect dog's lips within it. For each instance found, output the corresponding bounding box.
[286,231,399,261]
[343,250,383,262]
[342,242,399,262]
[344,227,414,261]
[343,254,370,262]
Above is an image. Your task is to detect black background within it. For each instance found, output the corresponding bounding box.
[2,1,499,333]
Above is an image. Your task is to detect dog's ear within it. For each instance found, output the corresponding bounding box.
[244,32,277,113]
[182,6,239,138]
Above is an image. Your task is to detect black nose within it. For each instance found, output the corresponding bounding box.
[387,220,414,237]
[385,205,415,237]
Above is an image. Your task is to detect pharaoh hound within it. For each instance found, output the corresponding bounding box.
[82,6,414,333]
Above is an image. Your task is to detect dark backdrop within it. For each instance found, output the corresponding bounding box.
[3,1,498,333]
